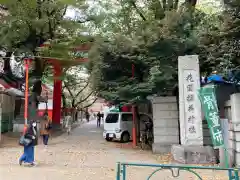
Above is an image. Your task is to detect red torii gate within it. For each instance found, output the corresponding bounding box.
[24,42,137,147]
[47,44,90,124]
[24,43,90,126]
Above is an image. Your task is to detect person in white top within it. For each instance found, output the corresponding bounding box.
[65,112,73,135]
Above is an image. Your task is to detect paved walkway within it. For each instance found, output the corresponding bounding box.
[0,120,229,180]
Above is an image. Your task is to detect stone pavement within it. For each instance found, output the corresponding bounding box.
[0,120,230,180]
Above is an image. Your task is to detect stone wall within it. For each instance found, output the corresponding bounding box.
[224,100,234,166]
[226,93,240,166]
[151,96,180,153]
[202,109,213,146]
[202,119,213,146]
[151,96,214,154]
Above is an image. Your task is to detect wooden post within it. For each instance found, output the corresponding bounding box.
[132,64,137,147]
[0,103,2,144]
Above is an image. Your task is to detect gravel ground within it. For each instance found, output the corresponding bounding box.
[0,120,230,180]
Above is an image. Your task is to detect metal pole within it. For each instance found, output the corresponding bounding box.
[224,146,230,168]
[122,164,126,180]
[132,105,137,147]
[24,59,30,126]
[116,162,121,180]
[228,169,233,180]
[234,169,239,180]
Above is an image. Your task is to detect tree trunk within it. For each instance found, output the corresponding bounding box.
[75,111,78,122]
[29,80,42,121]
[62,93,66,108]
[71,99,75,108]
[135,105,141,144]
[185,0,197,7]
[3,52,13,75]
[29,58,44,121]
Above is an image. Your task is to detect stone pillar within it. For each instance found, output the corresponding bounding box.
[52,65,62,124]
[178,55,203,145]
[171,55,215,164]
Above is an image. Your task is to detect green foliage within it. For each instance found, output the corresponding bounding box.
[0,0,100,110]
[1,0,239,106]
[0,0,95,74]
[88,0,240,103]
[1,0,65,50]
[197,0,240,76]
[88,2,206,103]
[62,66,96,108]
[38,35,93,61]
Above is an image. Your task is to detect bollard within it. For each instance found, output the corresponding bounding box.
[116,162,121,180]
[234,169,239,180]
[122,164,126,180]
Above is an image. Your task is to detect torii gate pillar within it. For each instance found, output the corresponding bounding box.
[52,64,62,124]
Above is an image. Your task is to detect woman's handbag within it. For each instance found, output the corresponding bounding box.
[19,136,32,146]
[45,122,52,130]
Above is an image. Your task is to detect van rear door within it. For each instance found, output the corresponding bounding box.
[104,113,120,133]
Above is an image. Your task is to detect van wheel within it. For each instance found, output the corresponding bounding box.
[121,132,130,143]
[105,137,112,142]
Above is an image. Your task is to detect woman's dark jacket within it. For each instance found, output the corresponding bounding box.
[25,126,38,146]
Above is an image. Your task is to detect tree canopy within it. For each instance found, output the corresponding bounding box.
[0,0,94,85]
[87,0,212,103]
[86,0,240,104]
[0,0,99,115]
[0,0,239,107]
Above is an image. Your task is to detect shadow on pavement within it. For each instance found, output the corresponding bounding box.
[0,121,84,148]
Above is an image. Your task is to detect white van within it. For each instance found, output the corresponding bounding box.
[103,112,152,142]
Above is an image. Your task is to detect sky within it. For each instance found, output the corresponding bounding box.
[65,0,224,20]
[65,8,75,18]
[65,0,101,19]
[65,7,81,19]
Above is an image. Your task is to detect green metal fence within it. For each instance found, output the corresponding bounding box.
[116,162,239,180]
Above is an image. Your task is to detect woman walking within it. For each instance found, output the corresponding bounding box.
[40,113,52,148]
[19,121,38,166]
[65,112,73,135]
